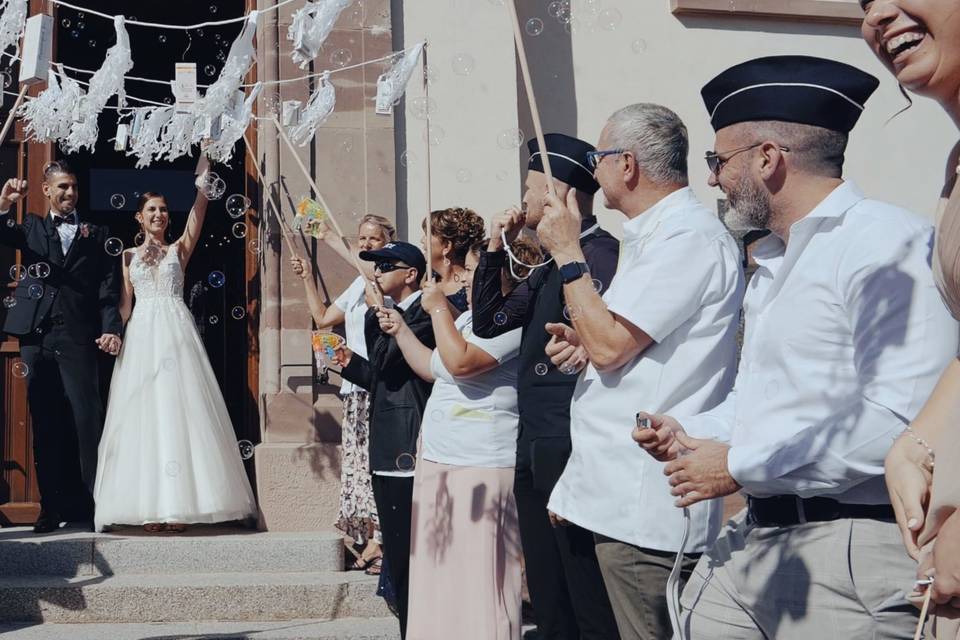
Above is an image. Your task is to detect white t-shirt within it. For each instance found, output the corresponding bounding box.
[547,187,744,553]
[421,313,522,468]
[333,276,369,395]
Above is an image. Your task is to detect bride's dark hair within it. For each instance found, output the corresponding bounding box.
[137,191,166,212]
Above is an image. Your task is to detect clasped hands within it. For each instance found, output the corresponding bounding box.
[95,333,122,356]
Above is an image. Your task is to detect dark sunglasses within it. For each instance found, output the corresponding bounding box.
[585,149,625,171]
[705,143,790,176]
[375,261,411,274]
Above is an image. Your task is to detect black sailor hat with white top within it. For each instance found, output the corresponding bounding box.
[527,133,601,195]
[701,55,880,133]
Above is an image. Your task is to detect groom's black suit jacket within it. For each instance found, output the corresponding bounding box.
[0,211,121,342]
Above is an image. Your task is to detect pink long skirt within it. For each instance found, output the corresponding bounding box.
[406,459,522,640]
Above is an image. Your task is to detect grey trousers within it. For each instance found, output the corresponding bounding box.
[680,509,920,639]
[595,533,700,640]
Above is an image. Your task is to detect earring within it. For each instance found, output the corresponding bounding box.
[442,257,451,267]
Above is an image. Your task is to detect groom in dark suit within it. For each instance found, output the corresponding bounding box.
[0,160,122,533]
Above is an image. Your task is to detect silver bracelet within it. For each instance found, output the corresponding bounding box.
[904,425,936,469]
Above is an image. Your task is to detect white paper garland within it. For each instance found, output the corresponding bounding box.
[128,106,173,168]
[207,82,261,164]
[288,0,351,69]
[376,42,424,111]
[0,0,27,60]
[289,74,335,146]
[200,11,258,121]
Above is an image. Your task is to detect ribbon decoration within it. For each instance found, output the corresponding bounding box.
[207,82,262,164]
[375,42,424,114]
[62,15,133,153]
[288,0,351,69]
[199,11,258,122]
[288,73,334,146]
[0,0,27,60]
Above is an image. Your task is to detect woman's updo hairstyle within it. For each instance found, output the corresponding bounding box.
[425,207,486,263]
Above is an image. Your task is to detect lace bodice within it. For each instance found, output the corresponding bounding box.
[129,244,184,300]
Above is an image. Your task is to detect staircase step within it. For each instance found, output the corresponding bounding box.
[0,572,390,623]
[0,617,401,639]
[0,526,345,576]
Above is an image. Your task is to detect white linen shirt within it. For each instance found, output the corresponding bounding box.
[682,181,959,504]
[333,275,370,395]
[547,187,745,553]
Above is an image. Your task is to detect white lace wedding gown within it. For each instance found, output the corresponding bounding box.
[93,243,257,531]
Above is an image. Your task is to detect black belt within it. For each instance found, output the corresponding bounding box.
[746,495,895,527]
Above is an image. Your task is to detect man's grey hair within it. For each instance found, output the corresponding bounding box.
[604,103,689,186]
[735,120,848,178]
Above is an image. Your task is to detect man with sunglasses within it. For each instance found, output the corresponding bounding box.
[472,133,621,640]
[632,56,959,638]
[536,103,744,640]
[0,160,122,533]
[333,241,433,639]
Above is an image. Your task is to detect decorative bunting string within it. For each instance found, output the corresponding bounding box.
[46,0,297,30]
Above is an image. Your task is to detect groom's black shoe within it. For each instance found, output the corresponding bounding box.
[33,510,62,534]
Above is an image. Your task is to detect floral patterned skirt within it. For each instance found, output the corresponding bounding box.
[336,390,381,544]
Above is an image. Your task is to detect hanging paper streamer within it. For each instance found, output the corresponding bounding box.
[294,197,330,238]
[200,11,258,122]
[375,41,424,115]
[288,73,335,146]
[62,16,134,153]
[18,67,81,143]
[128,106,174,168]
[206,82,261,164]
[287,0,351,69]
[158,110,198,162]
[0,0,28,61]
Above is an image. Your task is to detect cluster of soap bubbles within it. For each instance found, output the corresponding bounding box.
[199,172,227,201]
[226,194,250,219]
[27,262,50,279]
[497,128,525,150]
[542,0,623,34]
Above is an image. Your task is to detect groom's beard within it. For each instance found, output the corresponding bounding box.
[722,173,772,232]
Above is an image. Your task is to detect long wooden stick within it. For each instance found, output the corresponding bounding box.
[0,85,29,147]
[422,43,433,277]
[506,0,556,198]
[269,115,367,280]
[914,586,932,640]
[241,132,298,256]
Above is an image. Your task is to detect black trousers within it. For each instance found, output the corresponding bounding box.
[371,474,414,640]
[20,323,103,519]
[515,454,621,640]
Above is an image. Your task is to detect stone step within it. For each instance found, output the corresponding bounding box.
[0,572,390,624]
[0,526,345,577]
[0,617,401,639]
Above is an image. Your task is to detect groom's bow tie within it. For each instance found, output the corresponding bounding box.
[52,212,77,227]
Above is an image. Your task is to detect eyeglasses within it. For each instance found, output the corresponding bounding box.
[375,261,411,274]
[585,149,625,171]
[705,143,790,176]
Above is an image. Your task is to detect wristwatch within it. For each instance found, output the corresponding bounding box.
[559,261,590,285]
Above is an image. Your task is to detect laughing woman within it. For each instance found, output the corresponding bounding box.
[860,0,960,634]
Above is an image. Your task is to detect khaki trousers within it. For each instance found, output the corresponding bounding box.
[680,509,919,639]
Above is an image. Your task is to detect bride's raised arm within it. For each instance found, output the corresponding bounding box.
[177,154,212,265]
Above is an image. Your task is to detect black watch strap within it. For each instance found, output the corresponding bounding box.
[559,261,590,285]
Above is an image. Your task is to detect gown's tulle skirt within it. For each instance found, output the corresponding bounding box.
[93,297,257,531]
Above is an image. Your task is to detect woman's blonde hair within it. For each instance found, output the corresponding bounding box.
[357,214,397,241]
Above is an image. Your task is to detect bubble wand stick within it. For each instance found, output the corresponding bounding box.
[241,131,299,256]
[421,43,433,279]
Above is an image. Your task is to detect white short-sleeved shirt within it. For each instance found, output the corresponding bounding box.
[547,187,745,553]
[682,181,960,503]
[421,313,522,468]
[333,276,369,395]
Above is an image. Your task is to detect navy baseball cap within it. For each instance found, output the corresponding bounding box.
[359,241,427,279]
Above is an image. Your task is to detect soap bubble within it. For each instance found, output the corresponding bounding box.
[204,64,216,77]
[424,125,445,147]
[209,5,218,13]
[493,311,508,326]
[598,7,622,30]
[12,361,28,378]
[396,452,416,471]
[88,39,97,48]
[60,18,70,27]
[592,278,603,293]
[76,20,84,29]
[207,271,225,288]
[399,150,413,167]
[525,18,544,36]
[231,222,247,238]
[165,461,180,477]
[497,128,524,150]
[456,168,472,183]
[231,306,246,320]
[559,363,579,375]
[631,39,648,54]
[2,72,11,88]
[2,294,14,308]
[216,50,227,62]
[330,48,352,68]
[9,265,25,281]
[110,193,126,209]
[104,237,124,256]
[451,53,475,76]
[225,194,250,218]
[409,96,437,120]
[158,34,167,43]
[248,239,262,255]
[562,304,582,321]
[70,30,79,39]
[209,315,220,325]
[556,2,572,22]
[238,440,254,460]
[534,362,549,376]
[134,231,146,246]
[496,170,509,181]
[28,284,43,300]
[27,262,50,279]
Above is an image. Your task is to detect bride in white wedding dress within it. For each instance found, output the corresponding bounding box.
[93,157,257,533]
